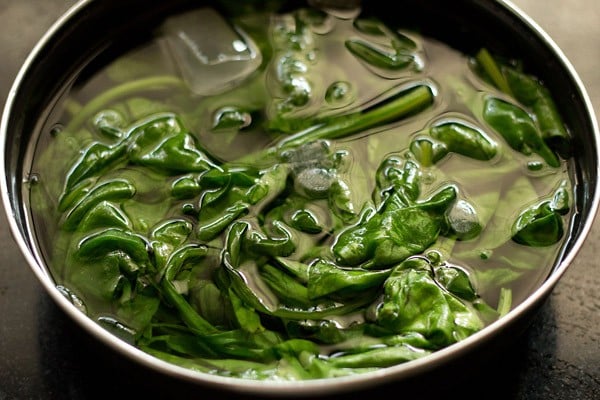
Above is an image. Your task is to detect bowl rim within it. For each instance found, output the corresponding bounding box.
[1,0,599,396]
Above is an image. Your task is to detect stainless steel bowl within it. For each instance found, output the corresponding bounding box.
[1,0,598,397]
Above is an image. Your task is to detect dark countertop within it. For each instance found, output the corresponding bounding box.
[0,1,598,399]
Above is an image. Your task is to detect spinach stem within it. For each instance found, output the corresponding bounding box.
[68,75,186,131]
[476,48,514,97]
[496,287,513,317]
[232,84,434,166]
[279,84,434,149]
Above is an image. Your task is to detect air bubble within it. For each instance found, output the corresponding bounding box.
[25,173,40,186]
[57,285,87,314]
[49,123,63,137]
[325,81,355,107]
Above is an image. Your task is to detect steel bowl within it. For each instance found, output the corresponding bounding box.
[1,0,598,397]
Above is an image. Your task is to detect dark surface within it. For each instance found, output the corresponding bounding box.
[0,1,598,399]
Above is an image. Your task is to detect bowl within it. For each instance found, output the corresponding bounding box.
[1,0,598,397]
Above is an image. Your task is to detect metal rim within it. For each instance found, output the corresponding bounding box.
[1,0,598,396]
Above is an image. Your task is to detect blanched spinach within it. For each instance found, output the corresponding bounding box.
[34,6,574,382]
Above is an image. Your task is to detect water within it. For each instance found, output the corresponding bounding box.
[26,2,574,377]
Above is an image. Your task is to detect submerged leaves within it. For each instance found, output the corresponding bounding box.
[36,6,574,382]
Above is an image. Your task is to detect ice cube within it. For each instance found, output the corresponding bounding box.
[161,8,262,95]
[295,167,334,199]
[282,140,332,173]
